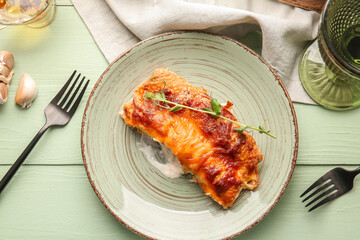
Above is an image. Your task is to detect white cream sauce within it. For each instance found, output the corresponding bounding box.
[136,134,184,178]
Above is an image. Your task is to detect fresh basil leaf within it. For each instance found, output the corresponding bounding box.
[203,107,214,112]
[145,92,155,100]
[155,92,164,101]
[203,107,217,119]
[161,91,166,100]
[211,98,221,116]
[169,105,183,112]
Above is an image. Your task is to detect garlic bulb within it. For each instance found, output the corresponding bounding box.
[0,51,15,104]
[15,73,37,108]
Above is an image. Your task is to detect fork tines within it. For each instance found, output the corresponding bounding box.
[300,172,340,212]
[51,70,90,115]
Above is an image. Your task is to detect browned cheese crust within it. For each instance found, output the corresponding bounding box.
[121,68,263,208]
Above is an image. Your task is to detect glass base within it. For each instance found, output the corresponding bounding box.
[26,0,56,28]
[299,40,360,110]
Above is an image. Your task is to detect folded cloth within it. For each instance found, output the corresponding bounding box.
[72,0,321,104]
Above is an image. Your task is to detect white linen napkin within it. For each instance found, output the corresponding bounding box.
[71,0,321,104]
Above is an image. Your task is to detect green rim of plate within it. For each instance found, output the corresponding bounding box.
[81,31,299,240]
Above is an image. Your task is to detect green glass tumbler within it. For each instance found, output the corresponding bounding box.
[299,0,360,110]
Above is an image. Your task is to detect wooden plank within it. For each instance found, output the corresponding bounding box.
[2,101,360,166]
[0,6,108,165]
[57,0,73,6]
[242,164,360,239]
[0,165,359,239]
[0,165,139,239]
[294,103,360,165]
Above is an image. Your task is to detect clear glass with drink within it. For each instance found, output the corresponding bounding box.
[0,0,56,28]
[299,0,360,110]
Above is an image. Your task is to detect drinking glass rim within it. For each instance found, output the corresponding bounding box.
[0,0,54,25]
[322,0,360,76]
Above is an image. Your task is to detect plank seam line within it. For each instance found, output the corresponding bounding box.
[296,163,360,166]
[0,164,84,166]
[0,163,359,167]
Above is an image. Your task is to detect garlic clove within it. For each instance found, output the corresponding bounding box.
[0,51,14,70]
[0,51,14,81]
[0,51,15,104]
[0,65,10,78]
[0,81,8,104]
[15,73,37,108]
[0,67,14,85]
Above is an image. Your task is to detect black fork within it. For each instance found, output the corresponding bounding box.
[0,70,89,194]
[300,167,360,212]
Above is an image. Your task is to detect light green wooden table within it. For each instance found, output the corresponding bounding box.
[1,2,360,239]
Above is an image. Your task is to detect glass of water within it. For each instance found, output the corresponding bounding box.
[0,0,56,28]
[299,0,360,110]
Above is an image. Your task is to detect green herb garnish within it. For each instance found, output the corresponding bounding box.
[144,80,276,139]
[169,105,183,112]
[210,98,222,116]
[236,126,249,134]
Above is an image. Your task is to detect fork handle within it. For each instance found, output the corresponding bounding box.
[351,167,360,176]
[0,123,50,195]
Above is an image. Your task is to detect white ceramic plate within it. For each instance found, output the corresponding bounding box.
[81,31,298,240]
